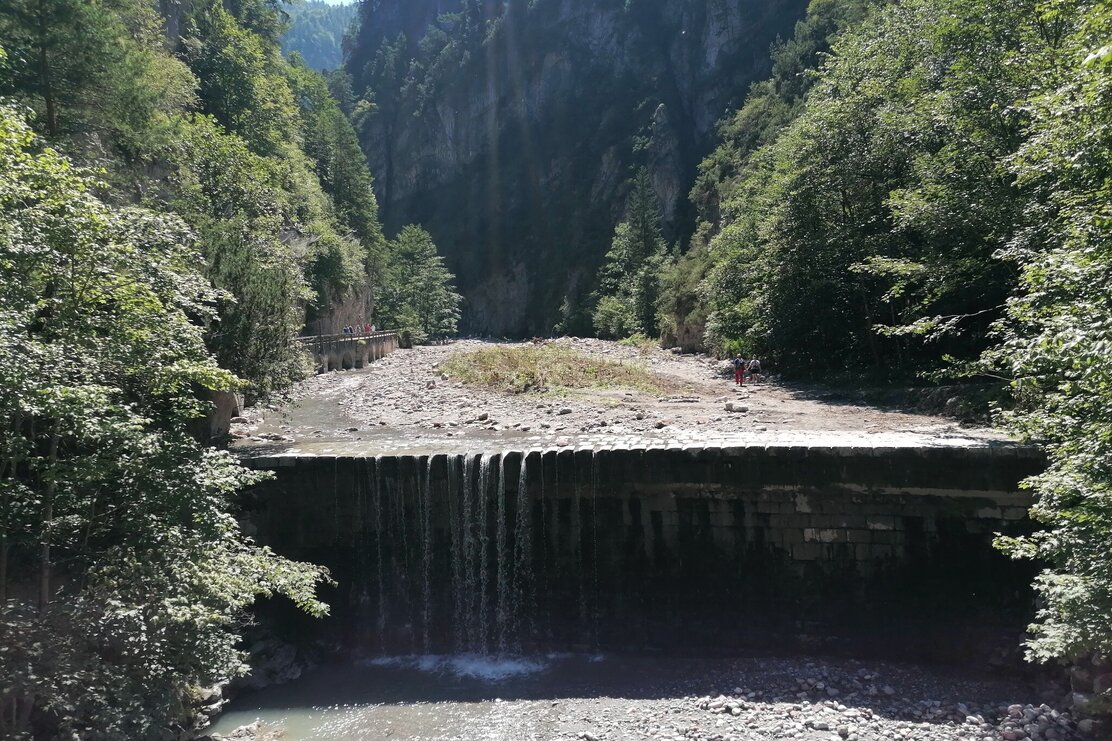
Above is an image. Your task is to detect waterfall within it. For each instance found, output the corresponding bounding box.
[395,457,414,652]
[461,454,477,651]
[495,453,510,652]
[361,450,542,656]
[511,452,532,652]
[373,455,386,651]
[573,452,587,635]
[539,452,550,642]
[476,453,493,653]
[421,455,433,653]
[447,454,464,651]
[590,450,600,649]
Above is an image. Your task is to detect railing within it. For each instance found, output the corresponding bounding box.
[297,330,398,352]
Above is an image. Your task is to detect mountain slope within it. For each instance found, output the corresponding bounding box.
[282,1,357,71]
[346,0,807,334]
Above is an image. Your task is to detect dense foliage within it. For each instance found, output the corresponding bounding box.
[659,0,877,354]
[990,3,1112,668]
[658,0,1042,378]
[0,0,457,733]
[652,0,1112,669]
[281,1,356,72]
[592,169,672,340]
[0,0,456,395]
[0,102,328,738]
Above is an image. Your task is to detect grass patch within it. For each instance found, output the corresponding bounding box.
[442,344,673,394]
[617,333,659,355]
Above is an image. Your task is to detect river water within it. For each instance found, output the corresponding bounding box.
[206,653,1043,741]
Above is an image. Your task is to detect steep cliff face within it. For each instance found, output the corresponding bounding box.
[348,0,806,335]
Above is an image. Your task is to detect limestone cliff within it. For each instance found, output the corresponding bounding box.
[347,0,806,335]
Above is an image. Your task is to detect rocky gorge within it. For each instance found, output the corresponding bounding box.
[345,0,807,334]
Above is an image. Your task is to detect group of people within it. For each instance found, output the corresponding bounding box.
[731,355,762,386]
[341,323,375,335]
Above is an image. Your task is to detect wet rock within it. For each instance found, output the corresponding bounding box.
[1092,672,1112,694]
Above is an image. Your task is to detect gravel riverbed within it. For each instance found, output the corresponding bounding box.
[232,339,1006,457]
[206,655,1082,741]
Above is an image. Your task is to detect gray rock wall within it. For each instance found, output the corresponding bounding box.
[347,0,809,334]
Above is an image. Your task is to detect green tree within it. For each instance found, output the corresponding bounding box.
[0,0,195,149]
[992,1,1112,668]
[377,225,461,343]
[676,0,1051,377]
[171,117,315,397]
[0,103,328,738]
[183,0,299,156]
[592,169,669,339]
[281,0,357,71]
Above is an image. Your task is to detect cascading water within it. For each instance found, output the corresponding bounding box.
[589,450,600,649]
[511,452,532,653]
[372,455,387,650]
[446,454,464,651]
[495,453,510,652]
[358,450,550,657]
[460,454,477,651]
[421,455,433,653]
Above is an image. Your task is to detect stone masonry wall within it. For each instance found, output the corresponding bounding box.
[242,443,1044,663]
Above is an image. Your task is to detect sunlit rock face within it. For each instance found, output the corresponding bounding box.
[348,0,806,335]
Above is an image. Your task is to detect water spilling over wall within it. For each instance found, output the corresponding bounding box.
[243,444,1042,663]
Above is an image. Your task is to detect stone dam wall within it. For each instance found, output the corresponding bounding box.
[242,443,1044,663]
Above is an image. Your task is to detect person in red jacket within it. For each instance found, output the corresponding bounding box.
[731,355,746,386]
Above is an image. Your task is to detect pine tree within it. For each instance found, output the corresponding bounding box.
[592,168,667,339]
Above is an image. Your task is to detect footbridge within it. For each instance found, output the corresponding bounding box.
[299,331,399,372]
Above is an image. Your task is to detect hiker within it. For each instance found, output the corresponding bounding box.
[747,357,762,383]
[731,355,747,386]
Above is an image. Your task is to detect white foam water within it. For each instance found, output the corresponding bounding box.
[363,653,550,681]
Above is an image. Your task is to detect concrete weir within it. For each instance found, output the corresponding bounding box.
[242,441,1043,663]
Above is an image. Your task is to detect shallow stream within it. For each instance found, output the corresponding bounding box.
[207,653,1040,741]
